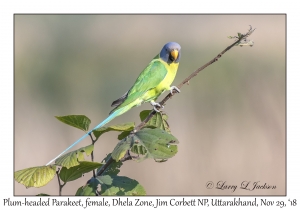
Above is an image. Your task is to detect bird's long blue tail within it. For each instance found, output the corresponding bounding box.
[45,107,126,166]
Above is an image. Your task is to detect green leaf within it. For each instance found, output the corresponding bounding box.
[97,154,123,176]
[98,175,113,185]
[59,161,102,183]
[14,165,56,188]
[75,177,100,196]
[131,144,147,155]
[76,175,146,196]
[55,115,91,132]
[111,136,134,162]
[93,122,135,139]
[140,110,151,121]
[98,175,146,196]
[111,127,179,163]
[36,193,50,196]
[132,128,179,161]
[118,130,131,140]
[140,110,171,133]
[75,186,84,195]
[55,144,94,169]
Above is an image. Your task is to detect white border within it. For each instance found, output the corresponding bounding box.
[1,1,299,209]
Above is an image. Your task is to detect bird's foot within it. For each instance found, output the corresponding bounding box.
[150,101,164,112]
[170,86,180,95]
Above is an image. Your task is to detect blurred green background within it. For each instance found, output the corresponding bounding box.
[14,15,285,195]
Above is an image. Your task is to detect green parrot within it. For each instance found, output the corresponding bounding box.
[46,42,181,165]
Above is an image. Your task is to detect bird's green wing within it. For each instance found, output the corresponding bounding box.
[110,57,167,113]
[128,59,167,97]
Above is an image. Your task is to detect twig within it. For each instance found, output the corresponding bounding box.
[95,25,255,177]
[96,155,114,176]
[56,168,65,196]
[96,151,133,176]
[89,133,96,177]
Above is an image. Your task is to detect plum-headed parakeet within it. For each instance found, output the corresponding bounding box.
[46,42,181,165]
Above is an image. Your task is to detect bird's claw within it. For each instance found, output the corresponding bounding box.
[150,101,164,112]
[170,86,180,95]
[153,106,160,112]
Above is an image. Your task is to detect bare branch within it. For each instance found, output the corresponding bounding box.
[135,26,255,132]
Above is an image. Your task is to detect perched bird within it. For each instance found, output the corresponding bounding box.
[46,42,181,165]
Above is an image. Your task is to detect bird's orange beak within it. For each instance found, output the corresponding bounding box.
[170,49,179,61]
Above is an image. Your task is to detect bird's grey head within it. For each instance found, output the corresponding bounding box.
[159,42,181,64]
